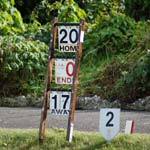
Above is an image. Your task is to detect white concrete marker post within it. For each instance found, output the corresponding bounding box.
[125,120,134,134]
[99,108,120,141]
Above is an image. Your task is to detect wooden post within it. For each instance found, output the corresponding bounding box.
[39,18,58,140]
[66,19,85,142]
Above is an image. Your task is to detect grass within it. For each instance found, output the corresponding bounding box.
[0,128,150,150]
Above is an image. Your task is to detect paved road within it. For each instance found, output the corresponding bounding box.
[0,107,150,133]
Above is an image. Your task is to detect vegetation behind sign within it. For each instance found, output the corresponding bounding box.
[1,0,150,106]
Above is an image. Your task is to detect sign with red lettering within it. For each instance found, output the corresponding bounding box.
[55,58,75,84]
[58,26,79,52]
[49,90,71,115]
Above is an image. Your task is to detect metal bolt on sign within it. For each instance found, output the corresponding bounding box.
[39,18,85,142]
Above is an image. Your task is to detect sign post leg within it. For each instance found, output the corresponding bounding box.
[39,18,58,140]
[66,19,85,142]
[39,92,49,140]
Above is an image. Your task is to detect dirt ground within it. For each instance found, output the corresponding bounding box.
[0,107,150,133]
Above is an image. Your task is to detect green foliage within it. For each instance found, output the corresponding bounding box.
[82,16,150,102]
[1,0,150,104]
[114,51,150,102]
[124,0,150,21]
[75,0,125,23]
[0,34,48,96]
[0,0,52,96]
[58,0,86,22]
[83,27,150,102]
[31,0,59,24]
[0,0,15,10]
[84,12,136,61]
[24,21,51,44]
[31,0,86,24]
[0,0,25,34]
[14,0,42,22]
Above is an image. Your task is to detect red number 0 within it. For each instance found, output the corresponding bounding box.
[66,62,74,76]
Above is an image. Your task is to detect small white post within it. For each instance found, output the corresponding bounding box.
[125,120,134,134]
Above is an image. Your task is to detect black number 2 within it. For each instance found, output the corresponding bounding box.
[106,111,114,127]
[60,29,67,43]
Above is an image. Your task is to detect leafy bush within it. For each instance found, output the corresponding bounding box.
[82,56,128,99]
[124,0,150,21]
[113,39,150,102]
[0,0,25,34]
[1,0,150,104]
[83,12,136,62]
[14,0,42,22]
[83,28,150,102]
[24,21,51,44]
[31,0,86,24]
[83,52,149,102]
[58,0,86,22]
[0,34,48,96]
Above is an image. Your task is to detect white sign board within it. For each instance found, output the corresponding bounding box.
[58,26,79,52]
[49,90,71,115]
[99,108,120,141]
[55,58,75,84]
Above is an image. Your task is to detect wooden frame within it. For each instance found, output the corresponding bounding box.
[39,18,85,142]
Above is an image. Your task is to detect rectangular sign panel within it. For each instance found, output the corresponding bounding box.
[55,58,75,84]
[49,90,71,115]
[58,26,79,52]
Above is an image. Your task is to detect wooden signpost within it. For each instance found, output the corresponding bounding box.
[39,18,85,142]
